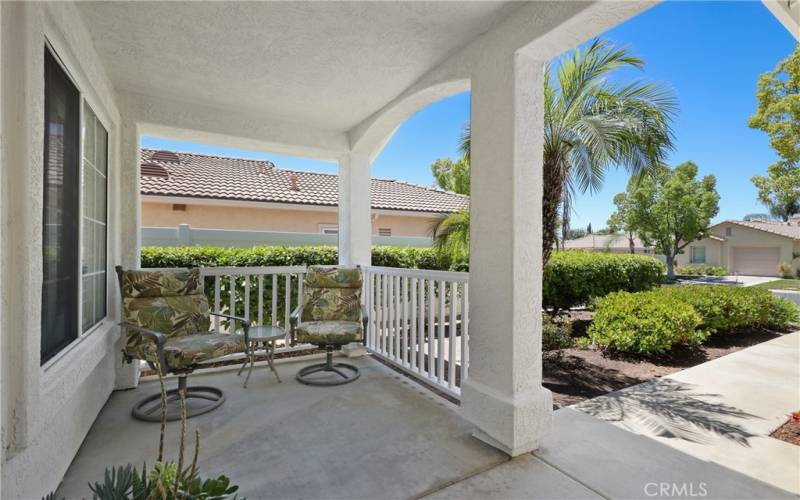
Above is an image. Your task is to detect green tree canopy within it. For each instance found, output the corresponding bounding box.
[751,161,800,221]
[748,44,800,165]
[431,158,470,195]
[622,161,720,279]
[607,192,636,254]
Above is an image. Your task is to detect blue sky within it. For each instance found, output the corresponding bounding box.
[142,1,796,229]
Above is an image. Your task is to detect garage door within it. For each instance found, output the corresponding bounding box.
[731,247,781,276]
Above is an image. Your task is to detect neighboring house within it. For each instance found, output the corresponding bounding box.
[676,218,800,277]
[562,233,662,257]
[140,149,468,238]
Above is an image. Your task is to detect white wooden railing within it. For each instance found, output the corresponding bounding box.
[199,266,307,349]
[361,266,469,399]
[147,265,470,398]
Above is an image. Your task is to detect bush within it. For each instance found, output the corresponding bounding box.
[588,291,706,355]
[779,261,793,278]
[675,264,728,276]
[589,285,800,356]
[543,251,666,310]
[663,285,798,333]
[542,313,574,351]
[141,245,464,271]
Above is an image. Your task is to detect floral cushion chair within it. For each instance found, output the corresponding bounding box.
[116,266,250,421]
[290,266,368,385]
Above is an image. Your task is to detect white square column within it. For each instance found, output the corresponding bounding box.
[338,152,372,266]
[460,50,553,456]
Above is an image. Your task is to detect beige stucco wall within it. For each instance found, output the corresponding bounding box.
[141,199,440,237]
[676,222,797,276]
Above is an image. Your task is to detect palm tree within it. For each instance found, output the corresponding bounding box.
[433,39,677,267]
[430,209,470,262]
[542,39,677,265]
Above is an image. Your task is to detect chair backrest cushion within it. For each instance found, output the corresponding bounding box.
[121,269,210,337]
[301,266,362,322]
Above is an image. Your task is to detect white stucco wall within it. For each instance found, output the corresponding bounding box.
[0,3,124,498]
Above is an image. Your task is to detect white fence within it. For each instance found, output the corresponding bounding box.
[146,264,469,399]
[362,266,469,399]
[142,224,434,248]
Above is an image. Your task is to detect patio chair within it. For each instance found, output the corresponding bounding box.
[115,266,250,421]
[290,266,368,385]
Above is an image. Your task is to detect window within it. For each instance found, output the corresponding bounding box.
[41,46,110,363]
[81,103,108,333]
[725,227,732,237]
[378,228,392,237]
[42,48,81,363]
[319,224,338,235]
[690,246,706,264]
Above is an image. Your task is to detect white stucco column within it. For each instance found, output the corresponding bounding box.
[460,49,552,456]
[113,116,141,389]
[338,152,372,266]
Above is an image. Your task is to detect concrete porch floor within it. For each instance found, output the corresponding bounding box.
[57,352,797,499]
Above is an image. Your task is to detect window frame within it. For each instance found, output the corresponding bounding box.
[41,42,112,367]
[690,246,706,264]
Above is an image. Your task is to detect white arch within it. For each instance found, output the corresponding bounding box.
[349,77,470,161]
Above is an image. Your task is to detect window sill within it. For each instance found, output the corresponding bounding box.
[40,317,118,377]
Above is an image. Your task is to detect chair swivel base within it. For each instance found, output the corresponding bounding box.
[296,347,360,386]
[132,376,225,422]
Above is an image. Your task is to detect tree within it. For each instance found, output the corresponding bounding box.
[586,223,593,235]
[749,44,800,221]
[566,228,587,240]
[748,44,800,167]
[431,209,470,261]
[433,39,677,265]
[431,158,470,195]
[541,38,677,266]
[607,193,636,254]
[623,162,720,279]
[432,124,471,254]
[751,162,800,221]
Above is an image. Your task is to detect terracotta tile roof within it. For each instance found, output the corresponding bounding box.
[716,220,800,240]
[140,149,469,214]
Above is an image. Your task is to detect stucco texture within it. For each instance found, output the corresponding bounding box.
[141,200,438,237]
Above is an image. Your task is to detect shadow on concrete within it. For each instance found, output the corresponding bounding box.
[576,379,761,446]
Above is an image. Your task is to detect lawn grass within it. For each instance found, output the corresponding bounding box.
[751,279,800,291]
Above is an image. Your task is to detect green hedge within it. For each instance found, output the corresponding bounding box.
[587,291,706,355]
[675,264,728,276]
[142,247,665,312]
[589,285,799,356]
[141,245,463,271]
[542,251,666,310]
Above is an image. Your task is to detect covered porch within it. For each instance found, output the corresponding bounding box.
[3,1,799,499]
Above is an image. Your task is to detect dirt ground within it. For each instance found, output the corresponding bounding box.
[771,413,800,446]
[543,310,783,407]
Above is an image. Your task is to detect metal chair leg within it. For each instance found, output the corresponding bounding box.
[132,376,225,422]
[296,346,360,386]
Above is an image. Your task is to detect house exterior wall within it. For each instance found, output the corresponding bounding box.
[675,222,796,276]
[1,3,124,498]
[141,199,439,238]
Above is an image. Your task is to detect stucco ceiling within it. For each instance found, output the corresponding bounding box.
[77,1,518,132]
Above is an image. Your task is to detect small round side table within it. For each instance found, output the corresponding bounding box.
[237,325,286,388]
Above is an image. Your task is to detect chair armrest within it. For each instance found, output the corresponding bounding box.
[289,304,303,346]
[119,322,168,375]
[361,304,369,344]
[209,311,251,345]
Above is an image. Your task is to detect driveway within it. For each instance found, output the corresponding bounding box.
[677,275,777,286]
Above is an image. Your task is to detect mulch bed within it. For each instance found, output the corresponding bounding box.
[543,310,784,408]
[770,412,800,446]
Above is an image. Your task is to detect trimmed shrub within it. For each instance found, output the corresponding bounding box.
[542,313,574,351]
[588,291,706,355]
[589,285,800,356]
[675,264,728,276]
[543,251,666,310]
[141,245,464,271]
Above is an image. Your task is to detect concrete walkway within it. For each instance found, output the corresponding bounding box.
[429,332,799,500]
[574,331,800,495]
